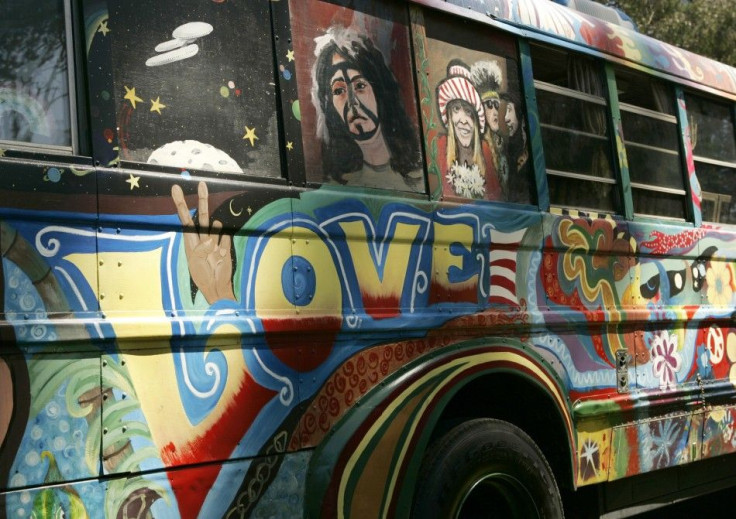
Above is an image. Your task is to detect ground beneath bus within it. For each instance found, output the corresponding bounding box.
[633,485,735,517]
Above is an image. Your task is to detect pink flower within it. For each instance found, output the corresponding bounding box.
[650,331,682,390]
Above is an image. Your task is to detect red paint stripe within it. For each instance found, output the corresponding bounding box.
[163,370,276,518]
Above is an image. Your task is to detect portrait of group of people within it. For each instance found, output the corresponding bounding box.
[292,0,532,204]
[434,57,530,202]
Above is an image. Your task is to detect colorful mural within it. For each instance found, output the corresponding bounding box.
[3,175,736,516]
[453,0,736,97]
[290,0,424,191]
[414,9,533,203]
[2,0,736,518]
[106,0,281,176]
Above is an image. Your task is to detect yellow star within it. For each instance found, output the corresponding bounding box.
[0,149,5,157]
[98,20,110,36]
[286,49,295,62]
[243,126,258,147]
[126,173,140,190]
[247,207,253,215]
[124,86,143,109]
[150,97,166,115]
[286,141,294,151]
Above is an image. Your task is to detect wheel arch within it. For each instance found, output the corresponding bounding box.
[417,364,575,482]
[305,337,578,518]
[397,341,577,514]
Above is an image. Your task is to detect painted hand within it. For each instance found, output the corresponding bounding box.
[172,181,236,304]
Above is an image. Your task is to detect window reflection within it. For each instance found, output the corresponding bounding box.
[0,0,71,148]
[615,67,685,220]
[532,44,617,213]
[687,93,736,225]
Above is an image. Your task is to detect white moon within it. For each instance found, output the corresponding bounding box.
[147,140,243,173]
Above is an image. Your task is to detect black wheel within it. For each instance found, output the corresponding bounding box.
[412,418,564,519]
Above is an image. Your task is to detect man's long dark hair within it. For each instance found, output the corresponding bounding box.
[312,30,421,182]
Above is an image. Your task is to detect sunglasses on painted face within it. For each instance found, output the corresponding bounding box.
[483,99,500,110]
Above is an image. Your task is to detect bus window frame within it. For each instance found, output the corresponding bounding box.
[64,0,81,156]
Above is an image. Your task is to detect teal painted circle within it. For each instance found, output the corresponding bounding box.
[47,168,61,182]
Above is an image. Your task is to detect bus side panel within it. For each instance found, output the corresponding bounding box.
[2,454,309,519]
[1,154,100,500]
[93,167,304,517]
[3,477,107,518]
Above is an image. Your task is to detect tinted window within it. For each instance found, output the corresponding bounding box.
[615,67,686,219]
[0,0,71,148]
[531,44,616,213]
[687,93,736,225]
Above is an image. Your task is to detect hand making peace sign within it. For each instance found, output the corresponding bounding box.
[171,181,236,304]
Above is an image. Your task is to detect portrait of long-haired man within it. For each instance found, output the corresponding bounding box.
[290,0,424,192]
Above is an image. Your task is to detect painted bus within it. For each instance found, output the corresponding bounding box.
[2,0,736,517]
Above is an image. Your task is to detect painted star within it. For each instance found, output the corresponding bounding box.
[124,86,144,109]
[286,49,295,62]
[98,20,110,36]
[243,126,258,146]
[0,149,6,157]
[150,97,166,115]
[247,206,253,215]
[581,440,598,466]
[579,438,600,480]
[126,173,141,190]
[286,141,293,151]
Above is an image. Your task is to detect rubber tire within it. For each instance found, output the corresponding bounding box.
[412,418,564,519]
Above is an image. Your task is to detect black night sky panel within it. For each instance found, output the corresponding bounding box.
[108,0,279,176]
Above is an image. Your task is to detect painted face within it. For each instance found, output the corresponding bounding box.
[483,96,500,133]
[329,53,379,141]
[505,102,519,136]
[450,100,475,148]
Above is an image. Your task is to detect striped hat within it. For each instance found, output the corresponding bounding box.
[437,60,485,133]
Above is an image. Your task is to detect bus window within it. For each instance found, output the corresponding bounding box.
[0,0,72,151]
[531,44,617,213]
[290,0,425,193]
[106,0,281,178]
[416,10,531,203]
[686,93,736,225]
[614,67,687,220]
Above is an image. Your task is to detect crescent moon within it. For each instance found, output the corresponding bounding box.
[229,199,243,217]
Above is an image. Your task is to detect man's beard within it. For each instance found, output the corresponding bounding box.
[344,104,379,141]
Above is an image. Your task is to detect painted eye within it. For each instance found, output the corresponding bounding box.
[667,268,687,297]
[692,246,717,292]
[640,274,659,299]
[354,80,368,92]
[692,262,706,291]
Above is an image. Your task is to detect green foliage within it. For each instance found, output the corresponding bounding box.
[28,352,165,516]
[601,0,736,67]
